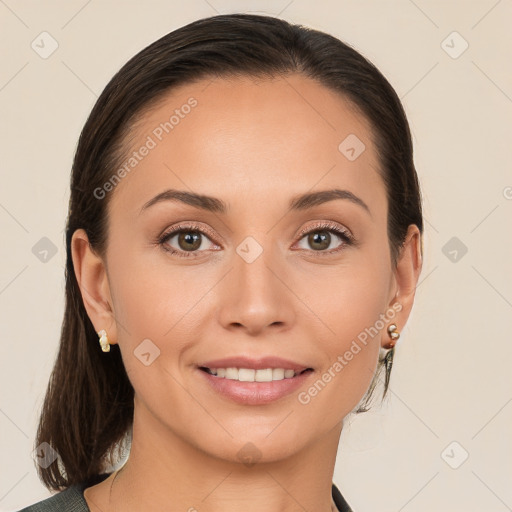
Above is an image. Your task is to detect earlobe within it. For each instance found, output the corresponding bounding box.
[71,229,118,345]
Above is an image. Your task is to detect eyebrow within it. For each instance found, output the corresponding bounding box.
[139,188,371,216]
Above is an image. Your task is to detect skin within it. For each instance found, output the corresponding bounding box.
[72,74,422,512]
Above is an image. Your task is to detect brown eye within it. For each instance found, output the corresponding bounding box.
[158,223,219,258]
[307,231,332,251]
[295,222,354,255]
[175,231,202,251]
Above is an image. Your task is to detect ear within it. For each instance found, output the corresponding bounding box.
[71,228,118,345]
[383,224,423,348]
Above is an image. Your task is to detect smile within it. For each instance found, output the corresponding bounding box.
[200,367,313,382]
[197,366,315,405]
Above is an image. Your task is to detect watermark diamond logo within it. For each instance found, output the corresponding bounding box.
[32,237,58,263]
[31,31,59,59]
[442,236,468,263]
[134,338,161,366]
[338,134,366,161]
[236,236,263,263]
[33,442,58,468]
[441,440,469,469]
[441,31,469,59]
[236,442,262,468]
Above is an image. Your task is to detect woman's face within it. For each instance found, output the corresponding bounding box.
[76,74,420,464]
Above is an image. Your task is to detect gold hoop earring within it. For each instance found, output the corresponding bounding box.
[384,324,400,349]
[97,329,110,352]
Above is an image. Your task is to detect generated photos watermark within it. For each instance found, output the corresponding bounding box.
[297,302,402,405]
[93,97,198,200]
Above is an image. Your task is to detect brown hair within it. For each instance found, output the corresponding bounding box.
[35,13,423,490]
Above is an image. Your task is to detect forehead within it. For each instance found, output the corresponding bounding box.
[108,74,385,218]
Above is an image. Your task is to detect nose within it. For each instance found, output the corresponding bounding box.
[217,243,295,336]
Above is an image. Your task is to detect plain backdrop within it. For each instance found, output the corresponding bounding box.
[1,1,511,511]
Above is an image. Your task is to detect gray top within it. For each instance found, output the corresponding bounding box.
[18,473,353,511]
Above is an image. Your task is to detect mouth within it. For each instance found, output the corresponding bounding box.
[198,366,314,382]
[197,364,315,405]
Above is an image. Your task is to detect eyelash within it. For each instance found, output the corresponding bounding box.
[157,221,355,259]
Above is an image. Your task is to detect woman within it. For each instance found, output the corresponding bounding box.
[19,13,423,512]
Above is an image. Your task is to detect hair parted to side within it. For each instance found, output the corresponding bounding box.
[35,13,423,490]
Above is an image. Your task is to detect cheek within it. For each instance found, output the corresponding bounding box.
[107,256,201,405]
[296,294,388,427]
[107,240,206,333]
[107,247,217,381]
[300,249,392,414]
[301,242,392,344]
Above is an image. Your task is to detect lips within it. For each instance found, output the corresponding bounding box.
[197,364,314,405]
[195,355,315,404]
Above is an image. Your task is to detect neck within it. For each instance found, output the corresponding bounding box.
[109,403,344,512]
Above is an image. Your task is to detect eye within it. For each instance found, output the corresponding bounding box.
[158,223,219,258]
[157,220,355,259]
[294,221,354,255]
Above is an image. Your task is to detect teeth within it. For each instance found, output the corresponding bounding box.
[205,367,301,381]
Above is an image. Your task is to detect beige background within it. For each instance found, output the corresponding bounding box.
[1,1,511,511]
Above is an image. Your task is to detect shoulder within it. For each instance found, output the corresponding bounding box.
[332,482,354,512]
[17,484,87,512]
[17,473,111,512]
